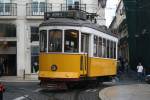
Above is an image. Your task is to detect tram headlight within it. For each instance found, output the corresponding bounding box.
[51,65,57,71]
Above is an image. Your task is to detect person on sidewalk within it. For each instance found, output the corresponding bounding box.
[124,59,129,74]
[137,62,144,82]
[0,82,5,100]
[0,59,3,76]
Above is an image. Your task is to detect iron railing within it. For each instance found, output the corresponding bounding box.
[0,3,17,16]
[61,4,86,12]
[26,3,52,16]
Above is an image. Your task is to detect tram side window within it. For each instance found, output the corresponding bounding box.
[102,38,107,58]
[64,30,79,53]
[40,30,47,52]
[114,42,116,59]
[93,36,98,57]
[110,41,113,58]
[98,37,102,57]
[107,40,110,58]
[48,30,62,52]
[81,33,89,53]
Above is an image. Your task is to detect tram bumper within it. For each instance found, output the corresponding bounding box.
[39,71,80,79]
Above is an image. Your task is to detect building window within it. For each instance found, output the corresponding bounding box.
[0,0,11,15]
[31,0,46,15]
[48,30,62,52]
[67,0,79,4]
[31,26,39,42]
[64,30,79,53]
[0,23,16,37]
[40,30,47,52]
[31,46,39,73]
[67,0,79,10]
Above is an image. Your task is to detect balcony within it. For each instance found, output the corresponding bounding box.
[0,3,17,19]
[26,3,52,19]
[61,4,86,12]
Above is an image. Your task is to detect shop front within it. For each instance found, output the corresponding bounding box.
[0,23,17,76]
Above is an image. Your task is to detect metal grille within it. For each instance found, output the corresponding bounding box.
[61,4,86,12]
[0,3,17,16]
[26,3,52,16]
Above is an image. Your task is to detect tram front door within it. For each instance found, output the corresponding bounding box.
[80,33,89,75]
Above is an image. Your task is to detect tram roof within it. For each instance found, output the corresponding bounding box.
[39,18,118,37]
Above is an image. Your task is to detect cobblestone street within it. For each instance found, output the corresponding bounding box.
[2,70,150,100]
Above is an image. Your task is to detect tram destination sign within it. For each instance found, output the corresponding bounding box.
[44,11,87,20]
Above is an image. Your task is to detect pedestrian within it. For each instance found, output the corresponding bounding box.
[0,82,5,100]
[0,59,3,76]
[33,62,39,73]
[117,59,123,80]
[124,59,129,74]
[120,58,125,73]
[137,62,144,82]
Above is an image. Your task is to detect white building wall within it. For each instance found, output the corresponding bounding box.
[110,0,126,30]
[49,0,64,11]
[16,0,27,77]
[83,0,106,25]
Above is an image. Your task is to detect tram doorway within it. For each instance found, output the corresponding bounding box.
[80,33,89,75]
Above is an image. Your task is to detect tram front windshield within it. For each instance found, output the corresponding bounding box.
[40,29,79,53]
[48,30,62,52]
[64,30,79,53]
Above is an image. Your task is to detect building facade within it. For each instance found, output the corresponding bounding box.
[0,0,107,77]
[109,0,129,62]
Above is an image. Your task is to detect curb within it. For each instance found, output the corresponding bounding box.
[99,87,112,100]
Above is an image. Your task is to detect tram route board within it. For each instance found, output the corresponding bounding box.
[44,11,87,20]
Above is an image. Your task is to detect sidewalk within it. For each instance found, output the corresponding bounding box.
[99,84,150,100]
[0,76,40,82]
[99,69,150,100]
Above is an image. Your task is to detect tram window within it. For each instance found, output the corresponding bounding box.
[114,42,116,59]
[98,37,102,57]
[107,40,110,58]
[110,41,113,58]
[48,30,62,52]
[81,33,89,53]
[40,30,47,52]
[93,36,98,57]
[64,30,79,53]
[102,38,107,58]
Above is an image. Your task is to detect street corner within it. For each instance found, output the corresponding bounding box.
[99,84,150,100]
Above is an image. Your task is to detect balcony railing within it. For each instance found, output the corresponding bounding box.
[61,4,86,12]
[0,3,17,16]
[26,3,52,16]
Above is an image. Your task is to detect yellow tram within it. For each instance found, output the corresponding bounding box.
[38,11,118,87]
